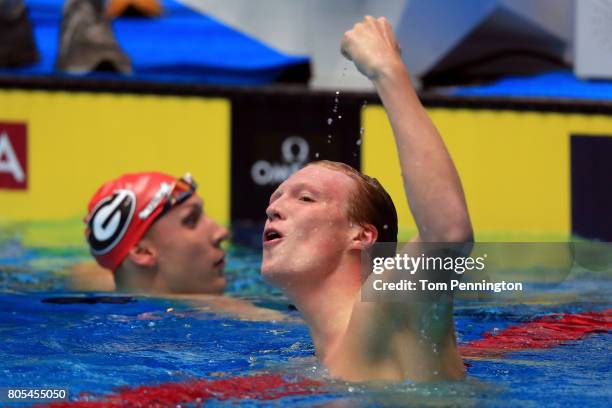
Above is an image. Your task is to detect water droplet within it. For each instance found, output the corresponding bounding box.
[360,127,365,135]
[433,370,439,376]
[315,152,320,158]
[356,139,362,146]
[383,224,388,230]
[347,386,355,393]
[338,115,342,119]
[336,90,340,95]
[327,118,333,125]
[148,322,155,327]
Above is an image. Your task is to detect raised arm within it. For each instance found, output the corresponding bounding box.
[337,17,469,382]
[341,16,472,243]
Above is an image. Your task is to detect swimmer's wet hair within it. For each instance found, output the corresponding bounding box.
[309,160,398,243]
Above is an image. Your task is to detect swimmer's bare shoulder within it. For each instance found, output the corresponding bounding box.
[328,280,464,382]
[68,261,116,292]
[324,294,410,381]
[68,264,292,322]
[168,294,295,322]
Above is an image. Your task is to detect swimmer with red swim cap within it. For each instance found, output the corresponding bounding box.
[84,172,228,294]
[78,171,284,320]
[260,17,472,382]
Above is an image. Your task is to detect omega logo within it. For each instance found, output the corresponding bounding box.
[251,136,310,186]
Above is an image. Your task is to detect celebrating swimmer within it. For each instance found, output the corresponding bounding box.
[261,16,472,382]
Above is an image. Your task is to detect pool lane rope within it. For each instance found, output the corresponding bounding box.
[40,374,324,408]
[459,308,612,358]
[40,309,611,407]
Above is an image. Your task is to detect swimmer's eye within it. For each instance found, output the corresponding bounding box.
[182,207,202,227]
[299,195,315,202]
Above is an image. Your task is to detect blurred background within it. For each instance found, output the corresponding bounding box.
[1,0,612,251]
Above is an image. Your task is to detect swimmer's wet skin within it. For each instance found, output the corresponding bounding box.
[260,16,472,382]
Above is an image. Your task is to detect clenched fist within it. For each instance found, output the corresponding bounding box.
[341,16,404,80]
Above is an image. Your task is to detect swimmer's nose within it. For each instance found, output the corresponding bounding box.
[212,222,229,248]
[265,202,283,221]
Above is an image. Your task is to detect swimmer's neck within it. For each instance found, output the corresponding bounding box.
[288,260,362,362]
[115,265,183,295]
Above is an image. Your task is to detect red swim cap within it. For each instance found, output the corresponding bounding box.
[84,172,194,271]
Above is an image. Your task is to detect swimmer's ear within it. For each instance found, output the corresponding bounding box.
[125,239,158,267]
[350,223,378,250]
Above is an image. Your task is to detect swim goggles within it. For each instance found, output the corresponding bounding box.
[138,173,198,220]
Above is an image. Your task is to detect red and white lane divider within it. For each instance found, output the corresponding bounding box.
[459,309,612,357]
[40,309,611,407]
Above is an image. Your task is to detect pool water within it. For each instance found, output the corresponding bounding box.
[0,238,610,407]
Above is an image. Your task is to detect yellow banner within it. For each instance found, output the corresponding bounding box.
[362,106,612,240]
[0,90,230,246]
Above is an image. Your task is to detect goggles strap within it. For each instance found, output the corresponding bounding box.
[138,182,172,220]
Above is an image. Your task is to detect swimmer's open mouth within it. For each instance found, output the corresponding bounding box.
[263,228,283,244]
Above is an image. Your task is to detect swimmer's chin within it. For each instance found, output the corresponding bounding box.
[259,264,274,281]
[198,276,226,295]
[260,263,283,285]
[214,276,227,294]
